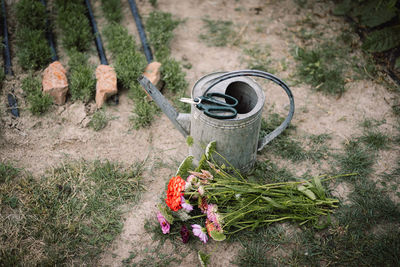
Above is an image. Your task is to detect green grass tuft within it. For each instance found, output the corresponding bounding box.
[21,75,53,115]
[89,109,109,131]
[0,160,144,266]
[243,45,275,73]
[199,18,236,47]
[293,44,346,95]
[335,140,375,181]
[0,162,20,183]
[358,130,390,150]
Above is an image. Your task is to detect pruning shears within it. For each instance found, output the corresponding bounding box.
[180,92,238,119]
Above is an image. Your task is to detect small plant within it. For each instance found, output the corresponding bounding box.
[68,50,96,102]
[199,18,237,47]
[130,100,159,129]
[160,58,188,93]
[89,109,109,131]
[149,0,157,7]
[21,75,52,115]
[0,162,20,183]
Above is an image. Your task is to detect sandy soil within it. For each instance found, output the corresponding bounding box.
[1,0,399,266]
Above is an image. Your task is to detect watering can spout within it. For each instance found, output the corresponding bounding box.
[138,75,190,137]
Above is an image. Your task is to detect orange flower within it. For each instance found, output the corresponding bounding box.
[165,176,186,211]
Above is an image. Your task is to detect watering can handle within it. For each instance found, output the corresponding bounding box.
[203,70,295,152]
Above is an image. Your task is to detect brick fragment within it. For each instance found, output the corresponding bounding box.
[95,64,117,108]
[142,61,163,100]
[42,61,68,105]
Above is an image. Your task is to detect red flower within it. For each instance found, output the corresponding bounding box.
[165,176,185,211]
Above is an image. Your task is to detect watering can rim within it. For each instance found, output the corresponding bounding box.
[191,71,266,122]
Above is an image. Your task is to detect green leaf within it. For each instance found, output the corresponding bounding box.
[158,204,174,224]
[261,196,286,209]
[362,26,400,52]
[198,251,210,267]
[298,185,316,200]
[176,156,194,177]
[312,176,325,199]
[360,5,397,27]
[205,141,216,160]
[209,230,226,241]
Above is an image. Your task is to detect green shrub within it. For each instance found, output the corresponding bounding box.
[56,1,92,52]
[146,11,180,56]
[15,0,46,30]
[100,0,122,23]
[160,58,188,93]
[16,28,51,70]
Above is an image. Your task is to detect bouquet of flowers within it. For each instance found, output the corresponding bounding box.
[157,142,351,244]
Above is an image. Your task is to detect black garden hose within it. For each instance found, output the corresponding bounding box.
[85,0,108,65]
[127,0,153,63]
[40,0,58,62]
[2,0,19,117]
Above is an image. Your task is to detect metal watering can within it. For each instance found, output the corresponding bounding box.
[139,70,295,172]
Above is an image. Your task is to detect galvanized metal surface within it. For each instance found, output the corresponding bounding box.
[190,72,265,172]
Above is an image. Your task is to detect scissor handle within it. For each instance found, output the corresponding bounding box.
[198,103,237,119]
[203,92,238,107]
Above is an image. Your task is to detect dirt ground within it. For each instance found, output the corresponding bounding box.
[1,0,399,266]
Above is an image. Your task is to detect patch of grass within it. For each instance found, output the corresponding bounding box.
[242,45,275,73]
[0,160,144,266]
[290,177,400,266]
[21,75,53,115]
[130,100,159,129]
[89,109,109,131]
[0,162,20,183]
[335,140,375,181]
[248,160,296,183]
[160,58,188,94]
[260,114,330,162]
[233,224,289,266]
[100,0,122,24]
[68,50,96,102]
[55,1,92,52]
[199,18,237,47]
[292,43,346,95]
[358,130,390,150]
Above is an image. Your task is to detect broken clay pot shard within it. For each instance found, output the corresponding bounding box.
[95,64,118,108]
[42,61,68,105]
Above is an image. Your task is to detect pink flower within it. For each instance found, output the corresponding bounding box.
[157,211,170,234]
[192,224,208,243]
[181,196,193,212]
[207,204,222,231]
